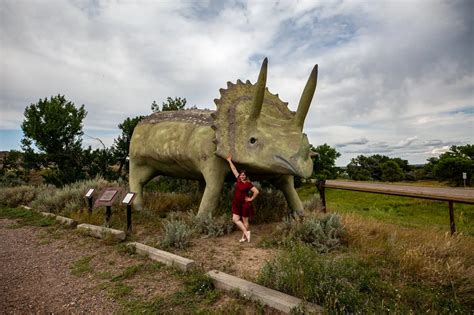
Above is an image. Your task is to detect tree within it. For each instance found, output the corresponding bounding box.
[431,144,473,186]
[380,160,404,182]
[151,97,187,113]
[82,147,118,180]
[347,154,407,181]
[311,144,341,179]
[112,115,145,177]
[21,95,87,186]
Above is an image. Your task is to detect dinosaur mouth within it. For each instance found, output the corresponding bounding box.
[273,155,299,175]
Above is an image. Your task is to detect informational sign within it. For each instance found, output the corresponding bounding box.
[85,188,95,198]
[122,193,136,205]
[99,190,118,202]
[463,172,467,180]
[94,188,122,208]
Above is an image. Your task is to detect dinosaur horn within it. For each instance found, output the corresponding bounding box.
[294,64,318,130]
[249,58,268,122]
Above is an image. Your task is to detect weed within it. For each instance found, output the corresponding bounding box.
[109,282,133,298]
[111,264,143,282]
[123,297,164,314]
[116,243,136,256]
[70,256,94,276]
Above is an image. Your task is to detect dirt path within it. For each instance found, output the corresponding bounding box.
[0,217,281,314]
[0,219,122,313]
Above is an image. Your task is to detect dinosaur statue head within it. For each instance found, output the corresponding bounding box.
[212,58,317,178]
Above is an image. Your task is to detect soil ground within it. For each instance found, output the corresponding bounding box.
[0,218,281,314]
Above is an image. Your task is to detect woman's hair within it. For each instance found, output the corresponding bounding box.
[239,170,250,180]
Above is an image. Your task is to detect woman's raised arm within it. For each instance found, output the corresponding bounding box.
[226,154,239,178]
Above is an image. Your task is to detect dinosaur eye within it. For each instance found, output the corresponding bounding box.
[249,137,257,144]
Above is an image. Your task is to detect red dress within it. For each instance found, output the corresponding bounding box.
[231,178,254,218]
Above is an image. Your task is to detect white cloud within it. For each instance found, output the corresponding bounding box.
[0,0,472,165]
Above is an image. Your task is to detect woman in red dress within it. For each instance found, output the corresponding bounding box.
[226,154,259,242]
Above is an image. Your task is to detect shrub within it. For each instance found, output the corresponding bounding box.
[143,191,200,214]
[279,213,346,253]
[191,212,234,237]
[252,187,289,223]
[31,177,117,213]
[160,217,193,249]
[0,184,52,207]
[302,195,321,212]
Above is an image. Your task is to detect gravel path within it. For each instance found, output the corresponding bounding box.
[0,219,121,314]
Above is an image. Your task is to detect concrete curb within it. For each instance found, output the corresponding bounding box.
[77,223,126,241]
[127,242,195,271]
[207,270,323,314]
[39,212,78,227]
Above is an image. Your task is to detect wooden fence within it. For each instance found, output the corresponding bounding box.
[316,180,474,235]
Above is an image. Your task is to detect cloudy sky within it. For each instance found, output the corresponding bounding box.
[1,0,473,165]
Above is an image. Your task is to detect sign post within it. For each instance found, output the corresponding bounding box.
[463,172,467,188]
[95,188,120,227]
[84,189,95,214]
[122,193,136,234]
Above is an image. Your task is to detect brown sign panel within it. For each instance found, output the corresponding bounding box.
[94,188,123,208]
[99,190,118,202]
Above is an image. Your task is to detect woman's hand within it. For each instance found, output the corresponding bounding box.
[245,196,252,202]
[226,154,232,161]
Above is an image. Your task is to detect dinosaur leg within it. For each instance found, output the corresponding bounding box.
[197,159,227,216]
[129,161,156,210]
[272,175,305,218]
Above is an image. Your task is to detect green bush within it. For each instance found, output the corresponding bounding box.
[280,213,346,253]
[160,217,193,249]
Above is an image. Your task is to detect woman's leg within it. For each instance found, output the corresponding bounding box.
[241,216,250,241]
[232,214,248,234]
[242,217,249,231]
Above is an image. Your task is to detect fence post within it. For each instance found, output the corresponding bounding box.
[448,201,456,235]
[316,179,327,213]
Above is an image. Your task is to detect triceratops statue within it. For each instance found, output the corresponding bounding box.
[129,58,317,216]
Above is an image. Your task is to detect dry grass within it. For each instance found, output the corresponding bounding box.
[142,191,200,214]
[342,213,474,306]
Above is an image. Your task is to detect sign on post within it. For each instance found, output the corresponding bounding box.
[94,188,122,226]
[122,192,136,233]
[84,188,95,213]
[122,193,136,205]
[85,188,95,198]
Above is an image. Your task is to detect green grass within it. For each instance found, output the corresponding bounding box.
[0,207,56,228]
[70,256,94,276]
[297,184,474,235]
